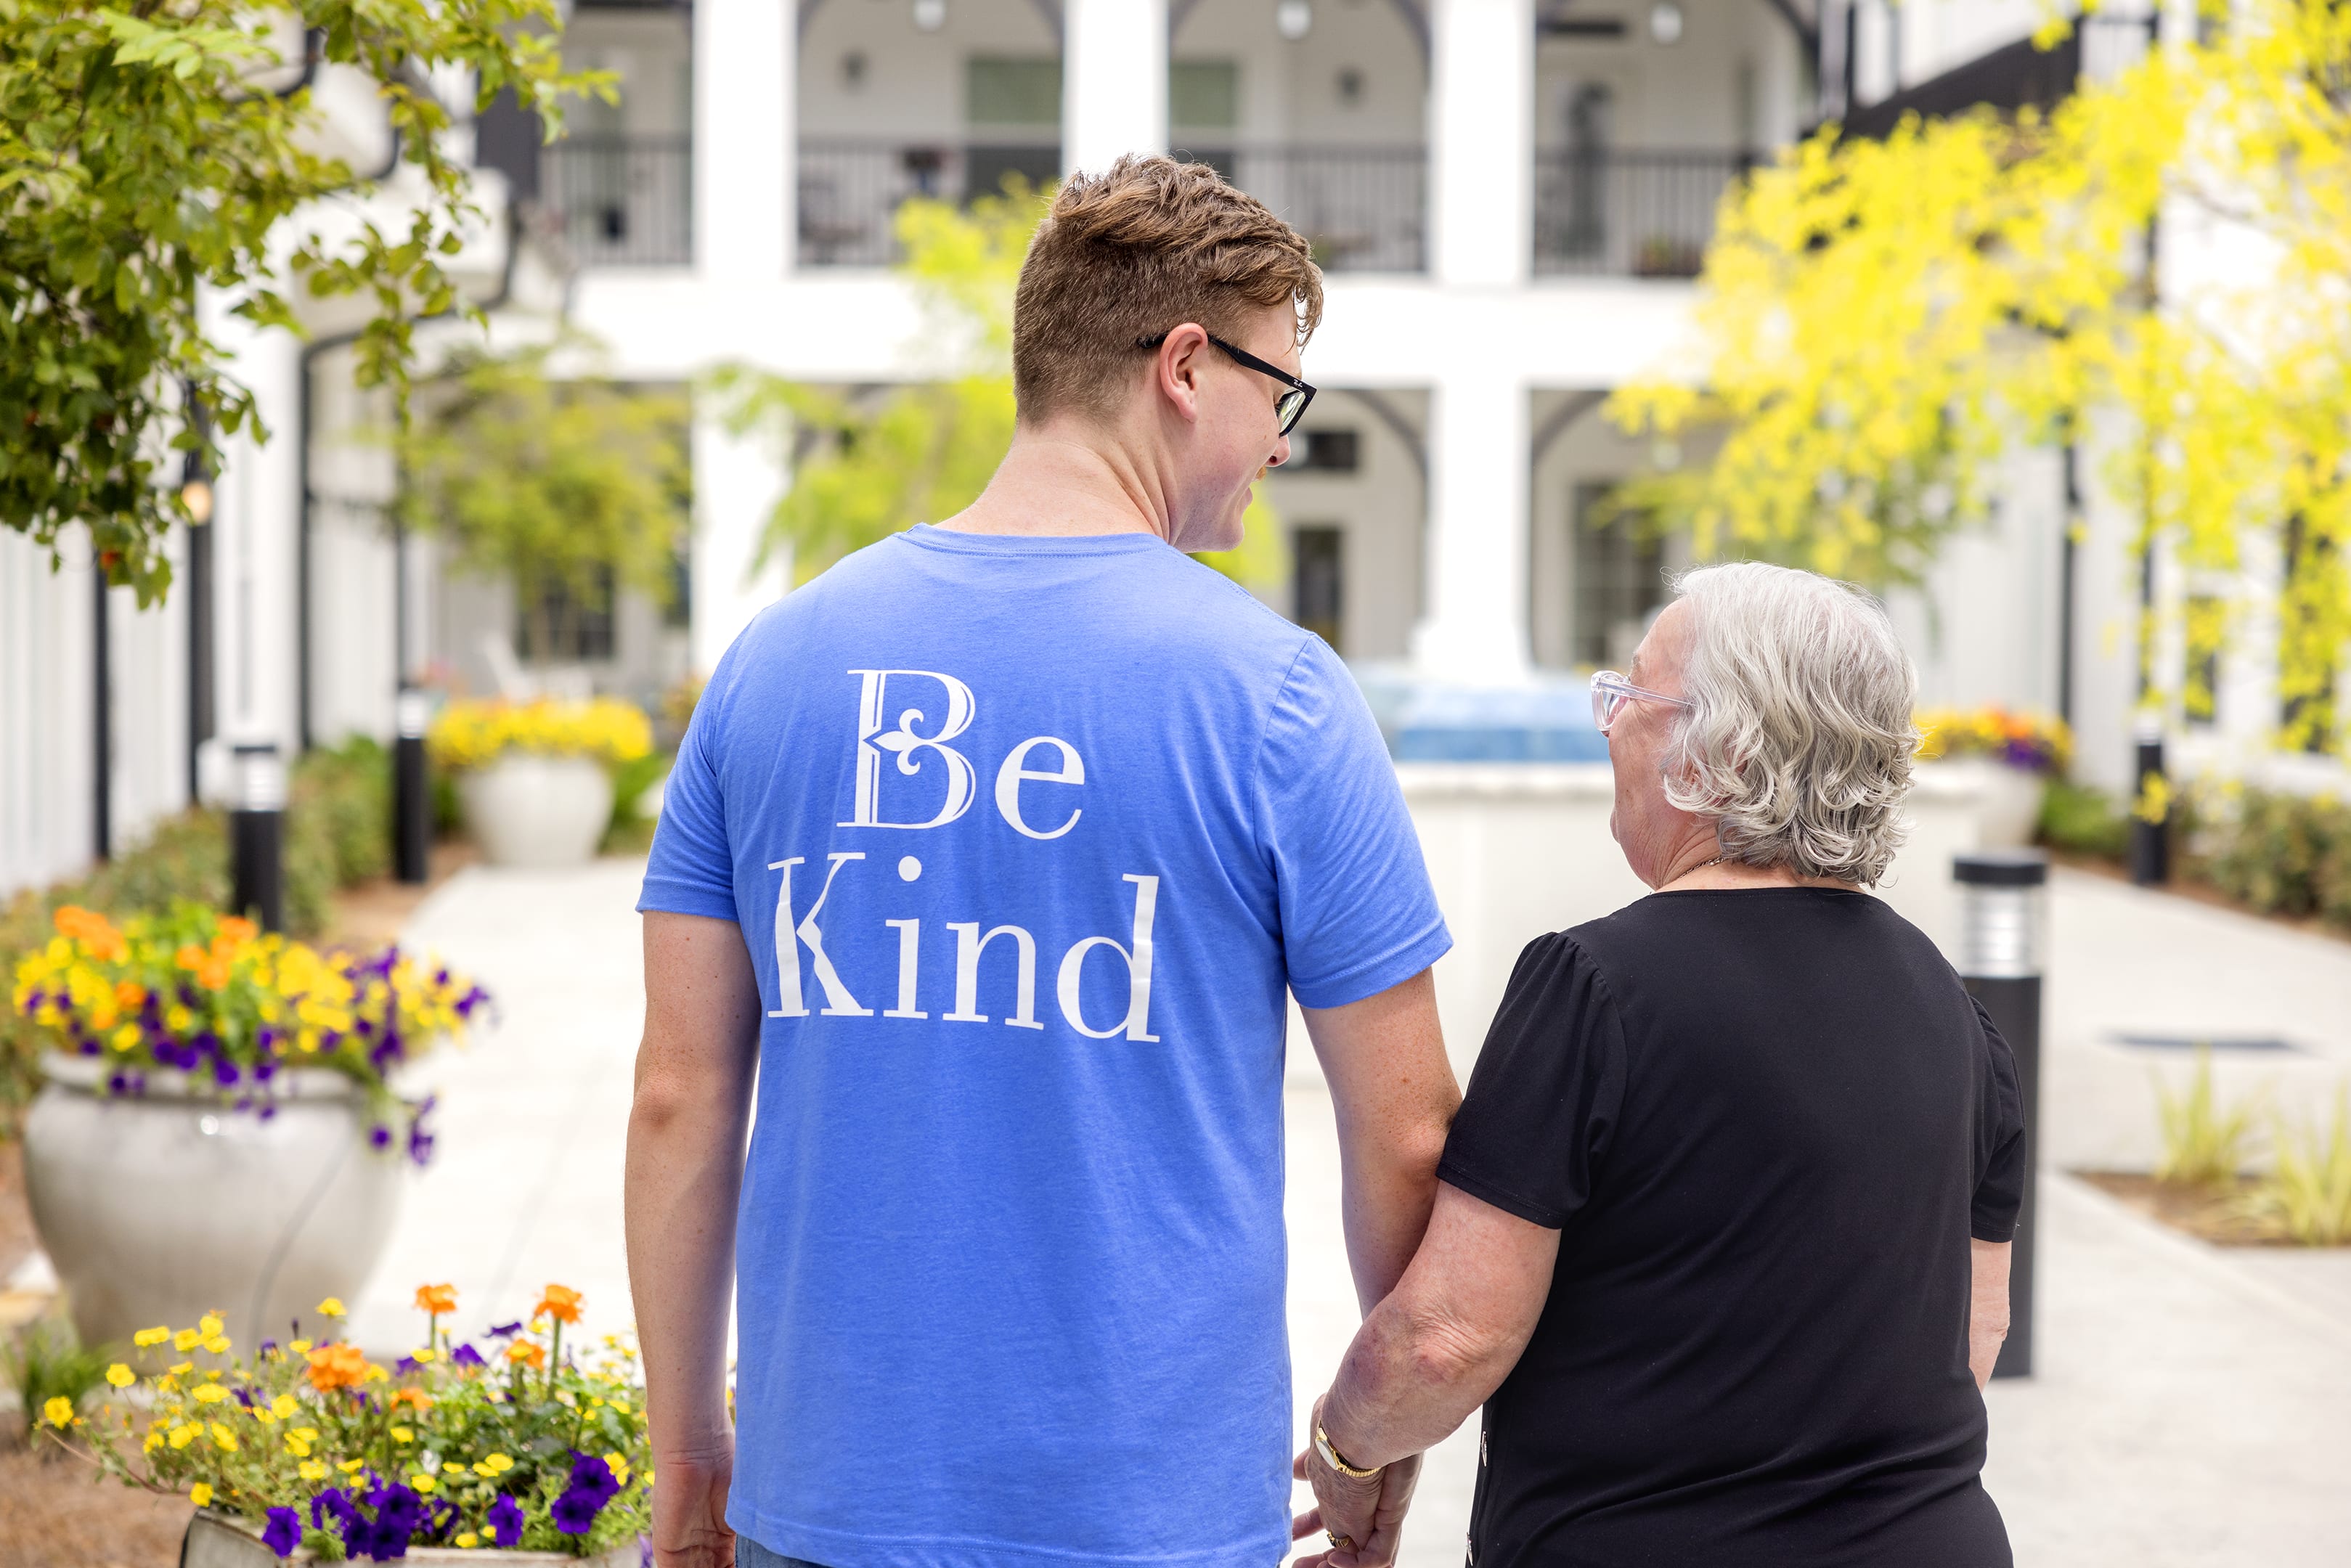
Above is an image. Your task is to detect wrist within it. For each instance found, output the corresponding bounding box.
[1311,1395,1382,1478]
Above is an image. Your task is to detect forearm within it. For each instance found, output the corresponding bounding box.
[1968,1238,2012,1389]
[627,1060,753,1456]
[1337,1120,1449,1312]
[1319,1292,1516,1469]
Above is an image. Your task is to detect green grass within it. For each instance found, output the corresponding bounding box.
[2039,778,2130,859]
[3,1321,111,1449]
[2254,1087,2351,1246]
[2152,1045,2261,1191]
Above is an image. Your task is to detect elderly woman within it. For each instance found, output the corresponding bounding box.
[1296,563,2025,1568]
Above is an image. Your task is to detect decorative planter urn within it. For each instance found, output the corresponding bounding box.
[184,1510,643,1567]
[23,1053,404,1355]
[458,755,614,868]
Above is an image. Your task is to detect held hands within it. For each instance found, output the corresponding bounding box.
[650,1440,737,1568]
[1289,1395,1422,1568]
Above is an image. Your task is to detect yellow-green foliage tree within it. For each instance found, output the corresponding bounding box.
[1609,1,2351,753]
[713,185,1288,593]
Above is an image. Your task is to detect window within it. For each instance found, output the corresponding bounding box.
[1170,60,1239,129]
[2183,594,2222,726]
[967,57,1062,127]
[2280,515,2339,754]
[518,566,618,663]
[1292,526,1344,649]
[1289,429,1359,473]
[1570,481,1663,668]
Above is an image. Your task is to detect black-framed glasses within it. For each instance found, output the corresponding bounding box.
[1136,330,1317,436]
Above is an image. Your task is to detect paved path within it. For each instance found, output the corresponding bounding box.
[353,857,2351,1566]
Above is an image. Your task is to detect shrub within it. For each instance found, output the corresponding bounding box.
[2253,1087,2351,1246]
[2190,783,2351,927]
[2038,779,2130,860]
[2152,1045,2261,1191]
[4,1321,110,1450]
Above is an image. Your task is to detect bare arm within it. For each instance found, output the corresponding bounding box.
[627,912,764,1568]
[1969,1239,2011,1390]
[1300,968,1461,1313]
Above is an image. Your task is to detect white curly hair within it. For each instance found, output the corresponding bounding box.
[1661,562,1921,886]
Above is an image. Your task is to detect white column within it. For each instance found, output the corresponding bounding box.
[1430,0,1533,287]
[1063,0,1168,179]
[690,399,791,676]
[696,0,791,280]
[206,309,305,757]
[1412,371,1533,683]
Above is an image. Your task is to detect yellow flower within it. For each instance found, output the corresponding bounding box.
[105,1363,135,1389]
[133,1326,171,1348]
[167,1004,193,1032]
[272,1395,299,1420]
[455,1534,480,1549]
[337,1458,365,1474]
[317,1297,346,1318]
[143,1430,164,1454]
[604,1451,632,1487]
[285,1438,312,1458]
[409,1347,437,1365]
[253,1406,277,1426]
[173,1328,201,1353]
[203,1335,230,1355]
[192,1383,229,1405]
[110,1023,141,1051]
[190,1482,213,1508]
[42,1396,75,1427]
[290,1426,319,1442]
[168,1424,198,1450]
[210,1422,238,1451]
[410,1473,437,1494]
[298,1460,330,1482]
[389,1424,415,1444]
[289,1339,312,1355]
[197,1313,223,1339]
[481,1453,514,1474]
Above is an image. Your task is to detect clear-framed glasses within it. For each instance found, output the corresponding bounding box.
[1136,330,1317,436]
[1590,670,1692,735]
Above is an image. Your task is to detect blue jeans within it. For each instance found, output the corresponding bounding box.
[736,1538,830,1568]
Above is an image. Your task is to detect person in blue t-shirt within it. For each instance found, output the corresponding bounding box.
[626,155,1458,1568]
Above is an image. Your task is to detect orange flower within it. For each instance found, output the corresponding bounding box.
[54,906,126,961]
[176,944,232,991]
[388,1386,433,1413]
[534,1284,582,1325]
[414,1283,458,1317]
[505,1341,546,1371]
[217,916,258,944]
[306,1343,373,1394]
[114,980,147,1011]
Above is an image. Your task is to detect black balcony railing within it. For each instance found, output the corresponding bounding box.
[797,139,1062,266]
[541,136,693,267]
[1531,150,1750,278]
[1183,145,1427,274]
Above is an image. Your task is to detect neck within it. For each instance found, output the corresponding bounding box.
[1654,836,1859,895]
[937,421,1170,541]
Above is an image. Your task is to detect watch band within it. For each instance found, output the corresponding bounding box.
[1314,1421,1382,1479]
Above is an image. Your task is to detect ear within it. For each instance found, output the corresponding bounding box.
[1154,323,1210,425]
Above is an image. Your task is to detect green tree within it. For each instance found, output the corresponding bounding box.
[395,340,688,666]
[714,183,1289,595]
[0,0,608,603]
[1609,1,2351,752]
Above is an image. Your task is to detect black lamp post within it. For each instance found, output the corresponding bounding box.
[1955,849,2048,1379]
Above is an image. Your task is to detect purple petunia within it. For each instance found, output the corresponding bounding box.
[486,1320,523,1339]
[550,1487,604,1535]
[261,1507,302,1559]
[448,1342,484,1368]
[566,1451,621,1506]
[486,1495,525,1548]
[369,1124,394,1150]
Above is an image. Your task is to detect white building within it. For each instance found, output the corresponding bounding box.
[7,0,2336,900]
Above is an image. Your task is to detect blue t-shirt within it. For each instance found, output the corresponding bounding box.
[639,525,1450,1568]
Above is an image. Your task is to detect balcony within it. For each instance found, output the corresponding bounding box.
[540,136,693,268]
[1191,146,1427,274]
[797,139,1061,266]
[1531,150,1750,279]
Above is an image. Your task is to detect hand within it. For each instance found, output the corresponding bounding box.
[650,1441,736,1568]
[1288,1397,1422,1568]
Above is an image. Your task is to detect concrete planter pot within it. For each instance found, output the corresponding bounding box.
[1927,758,2048,849]
[458,755,614,868]
[23,1054,403,1355]
[184,1509,643,1567]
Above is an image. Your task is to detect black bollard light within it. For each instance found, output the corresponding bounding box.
[1955,849,2048,1379]
[394,687,431,885]
[2130,715,2169,886]
[229,743,287,933]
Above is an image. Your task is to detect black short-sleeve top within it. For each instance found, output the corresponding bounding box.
[1438,889,2026,1568]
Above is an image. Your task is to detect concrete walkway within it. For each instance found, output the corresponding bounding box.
[353,857,2351,1566]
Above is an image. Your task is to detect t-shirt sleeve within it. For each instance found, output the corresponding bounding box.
[1436,934,1627,1229]
[637,667,741,923]
[1968,995,2029,1244]
[1255,635,1451,1008]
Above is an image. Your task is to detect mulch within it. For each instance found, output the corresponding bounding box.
[2072,1169,2317,1247]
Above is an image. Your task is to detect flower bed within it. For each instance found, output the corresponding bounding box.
[41,1285,648,1561]
[9,904,488,1157]
[1915,706,2073,775]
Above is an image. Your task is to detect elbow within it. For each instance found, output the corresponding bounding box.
[628,1056,719,1142]
[1397,1306,1515,1404]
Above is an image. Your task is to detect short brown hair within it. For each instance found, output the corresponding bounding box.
[1012,155,1324,423]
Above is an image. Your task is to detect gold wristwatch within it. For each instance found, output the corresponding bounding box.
[1314,1421,1382,1479]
